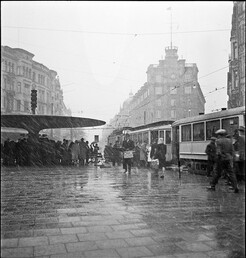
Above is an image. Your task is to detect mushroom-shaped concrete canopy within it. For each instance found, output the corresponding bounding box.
[1,114,106,135]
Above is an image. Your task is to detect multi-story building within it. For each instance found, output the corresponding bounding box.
[227,1,245,108]
[1,45,71,140]
[111,46,205,128]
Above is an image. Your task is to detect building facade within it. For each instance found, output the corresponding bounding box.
[1,45,71,140]
[227,1,245,108]
[110,46,205,129]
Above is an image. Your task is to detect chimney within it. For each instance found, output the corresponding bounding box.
[199,112,204,115]
[221,108,227,111]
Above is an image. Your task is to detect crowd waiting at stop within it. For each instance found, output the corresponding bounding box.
[1,136,100,167]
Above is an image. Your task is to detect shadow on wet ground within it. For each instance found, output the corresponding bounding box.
[1,165,245,258]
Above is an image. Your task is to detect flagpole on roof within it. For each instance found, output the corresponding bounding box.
[167,7,172,49]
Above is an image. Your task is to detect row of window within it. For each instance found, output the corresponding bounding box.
[130,89,150,109]
[130,130,171,145]
[181,117,239,142]
[132,109,177,123]
[3,61,15,73]
[2,78,60,102]
[2,97,29,112]
[148,71,194,84]
[2,60,50,86]
[1,96,53,115]
[155,85,192,95]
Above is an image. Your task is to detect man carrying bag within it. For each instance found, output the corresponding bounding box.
[122,133,135,174]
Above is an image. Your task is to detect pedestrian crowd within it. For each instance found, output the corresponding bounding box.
[104,134,167,176]
[206,126,245,193]
[1,135,100,167]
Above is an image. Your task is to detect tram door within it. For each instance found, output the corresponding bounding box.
[151,130,158,144]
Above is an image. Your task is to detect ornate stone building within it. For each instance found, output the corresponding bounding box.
[1,45,71,140]
[227,1,245,108]
[110,46,205,129]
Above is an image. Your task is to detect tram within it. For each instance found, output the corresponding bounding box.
[172,106,245,174]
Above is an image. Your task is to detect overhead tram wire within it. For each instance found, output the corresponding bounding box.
[204,86,226,98]
[3,26,230,36]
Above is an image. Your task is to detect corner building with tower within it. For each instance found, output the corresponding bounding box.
[110,46,206,129]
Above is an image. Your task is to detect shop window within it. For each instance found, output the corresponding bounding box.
[193,122,205,141]
[181,124,191,141]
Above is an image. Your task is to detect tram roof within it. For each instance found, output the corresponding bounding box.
[131,120,174,131]
[172,106,245,127]
[1,114,106,134]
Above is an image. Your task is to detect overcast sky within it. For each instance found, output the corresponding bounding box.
[2,1,233,124]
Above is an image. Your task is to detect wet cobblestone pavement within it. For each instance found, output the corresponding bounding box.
[1,165,245,258]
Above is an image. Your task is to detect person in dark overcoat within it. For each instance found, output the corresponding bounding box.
[207,129,239,193]
[205,137,217,177]
[122,133,135,173]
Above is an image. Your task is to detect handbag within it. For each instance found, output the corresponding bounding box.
[123,150,134,159]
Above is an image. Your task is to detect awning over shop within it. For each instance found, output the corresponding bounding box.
[1,114,106,135]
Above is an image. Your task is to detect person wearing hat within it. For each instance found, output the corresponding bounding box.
[122,133,135,173]
[207,129,239,193]
[233,126,245,181]
[205,137,217,177]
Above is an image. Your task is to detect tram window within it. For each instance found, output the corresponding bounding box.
[166,131,171,144]
[193,123,205,141]
[143,132,148,143]
[181,124,191,141]
[159,130,164,139]
[206,120,220,140]
[133,133,138,143]
[222,117,239,136]
[151,130,158,143]
[138,133,142,143]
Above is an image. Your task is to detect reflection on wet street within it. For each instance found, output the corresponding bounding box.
[1,165,245,258]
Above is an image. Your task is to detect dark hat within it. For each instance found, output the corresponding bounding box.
[210,137,217,141]
[215,129,227,135]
